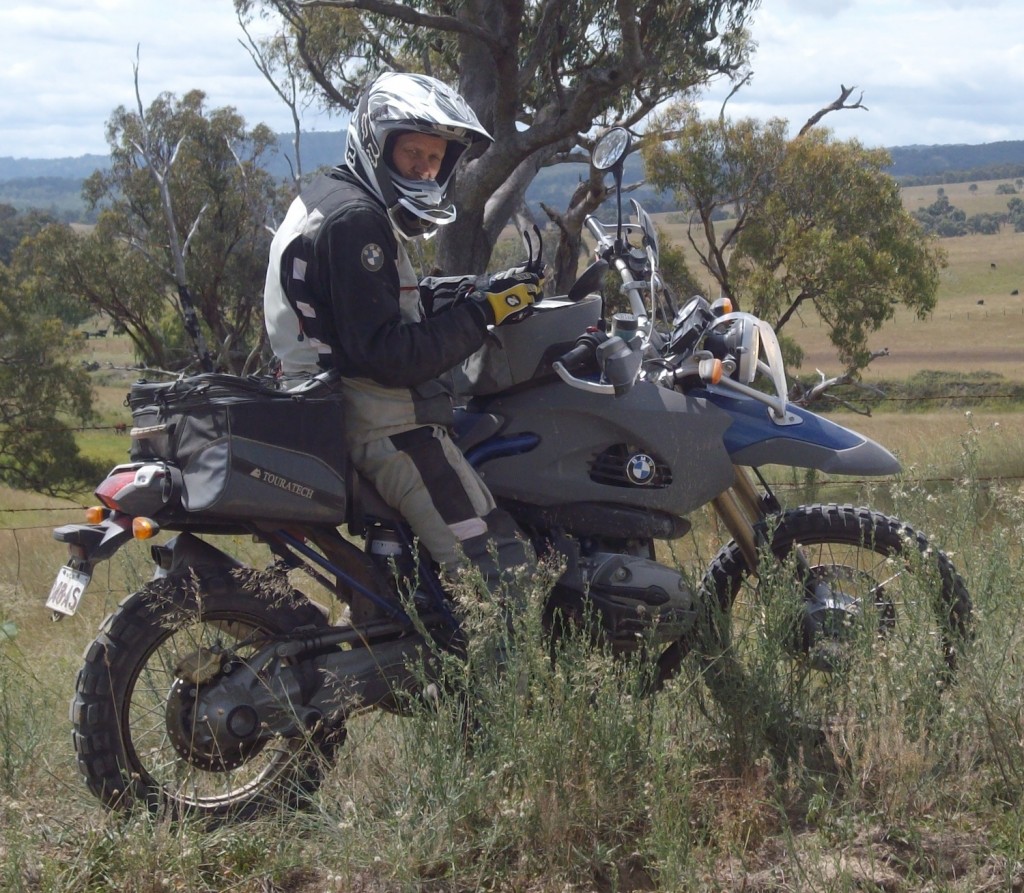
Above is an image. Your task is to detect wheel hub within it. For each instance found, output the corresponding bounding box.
[797,565,868,671]
[164,656,265,771]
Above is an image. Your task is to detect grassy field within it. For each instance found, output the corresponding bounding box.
[3,431,1024,891]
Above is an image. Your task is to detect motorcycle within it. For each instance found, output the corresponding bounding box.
[47,127,971,820]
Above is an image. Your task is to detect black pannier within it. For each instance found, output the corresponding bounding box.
[128,373,348,524]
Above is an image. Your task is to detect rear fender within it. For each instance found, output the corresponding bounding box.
[53,515,133,567]
[150,532,244,579]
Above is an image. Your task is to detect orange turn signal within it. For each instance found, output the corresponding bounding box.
[132,517,160,540]
[85,506,108,525]
[699,358,724,384]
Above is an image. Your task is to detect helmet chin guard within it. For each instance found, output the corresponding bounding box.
[345,72,492,238]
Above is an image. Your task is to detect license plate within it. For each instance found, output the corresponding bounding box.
[46,565,91,616]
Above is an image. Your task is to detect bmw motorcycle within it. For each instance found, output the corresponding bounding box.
[47,128,971,819]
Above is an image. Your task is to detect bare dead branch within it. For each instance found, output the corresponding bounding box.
[798,84,868,137]
[790,348,890,412]
[719,71,752,121]
[182,203,210,257]
[237,11,305,186]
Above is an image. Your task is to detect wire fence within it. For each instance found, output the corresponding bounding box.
[3,472,1023,534]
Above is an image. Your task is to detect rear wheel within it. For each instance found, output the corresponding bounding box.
[688,504,971,751]
[73,569,340,820]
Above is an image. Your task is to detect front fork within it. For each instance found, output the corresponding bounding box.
[711,465,820,582]
[711,466,844,658]
[710,465,775,571]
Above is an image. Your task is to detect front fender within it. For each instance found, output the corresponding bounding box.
[698,388,900,476]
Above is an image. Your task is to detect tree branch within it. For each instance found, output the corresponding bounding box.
[182,203,210,257]
[790,348,890,413]
[798,84,868,137]
[719,71,752,121]
[291,0,496,44]
[237,13,305,187]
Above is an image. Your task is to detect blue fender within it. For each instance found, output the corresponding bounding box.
[698,388,900,476]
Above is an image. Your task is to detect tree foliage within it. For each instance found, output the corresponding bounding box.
[33,90,282,373]
[0,263,101,494]
[0,204,58,266]
[645,107,945,371]
[1008,197,1024,232]
[913,193,968,237]
[643,107,789,302]
[237,0,759,275]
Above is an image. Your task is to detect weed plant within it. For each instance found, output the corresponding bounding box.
[1,432,1024,890]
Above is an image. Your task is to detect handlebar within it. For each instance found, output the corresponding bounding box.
[552,330,617,395]
[552,329,644,397]
[556,331,605,375]
[556,343,596,376]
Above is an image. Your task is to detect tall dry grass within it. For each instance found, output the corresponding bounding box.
[1,421,1024,890]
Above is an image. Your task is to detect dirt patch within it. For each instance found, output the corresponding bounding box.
[712,826,1023,892]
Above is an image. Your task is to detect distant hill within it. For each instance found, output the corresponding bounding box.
[4,135,1024,220]
[0,132,348,219]
[887,141,1024,179]
[0,132,346,183]
[0,153,111,182]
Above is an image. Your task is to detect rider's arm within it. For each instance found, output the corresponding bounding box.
[319,205,490,388]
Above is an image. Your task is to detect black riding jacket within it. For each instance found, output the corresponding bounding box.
[264,167,490,439]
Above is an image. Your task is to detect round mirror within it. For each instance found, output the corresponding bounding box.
[592,127,630,172]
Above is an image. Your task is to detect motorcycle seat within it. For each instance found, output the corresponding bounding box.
[451,409,504,452]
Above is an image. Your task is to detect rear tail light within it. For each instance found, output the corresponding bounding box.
[94,471,141,512]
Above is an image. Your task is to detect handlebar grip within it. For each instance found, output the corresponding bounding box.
[557,342,597,374]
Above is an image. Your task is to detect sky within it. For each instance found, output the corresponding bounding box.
[1,0,1023,161]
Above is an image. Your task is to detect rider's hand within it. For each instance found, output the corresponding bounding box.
[476,269,541,326]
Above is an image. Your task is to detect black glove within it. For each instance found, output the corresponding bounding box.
[419,274,477,317]
[476,268,542,326]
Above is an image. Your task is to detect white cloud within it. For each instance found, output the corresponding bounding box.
[699,0,1024,148]
[0,0,335,159]
[1,0,1023,158]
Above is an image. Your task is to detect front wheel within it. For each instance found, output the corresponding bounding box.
[693,504,971,750]
[72,569,340,821]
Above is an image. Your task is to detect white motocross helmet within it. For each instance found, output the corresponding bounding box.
[345,72,492,238]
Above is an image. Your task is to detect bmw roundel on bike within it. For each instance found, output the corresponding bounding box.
[47,127,971,820]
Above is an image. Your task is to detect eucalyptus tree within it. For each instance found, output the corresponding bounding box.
[236,0,759,275]
[0,262,99,493]
[644,101,945,373]
[37,87,282,373]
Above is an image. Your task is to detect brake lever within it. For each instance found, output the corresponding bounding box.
[521,225,544,278]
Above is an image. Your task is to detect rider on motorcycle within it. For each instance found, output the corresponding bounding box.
[263,71,539,609]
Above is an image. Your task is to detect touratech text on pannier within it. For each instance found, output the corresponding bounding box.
[128,374,347,523]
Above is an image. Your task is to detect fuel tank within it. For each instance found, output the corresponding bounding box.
[466,379,736,518]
